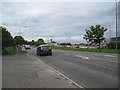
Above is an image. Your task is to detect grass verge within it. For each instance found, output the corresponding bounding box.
[17,46,27,54]
[2,46,16,55]
[52,47,120,54]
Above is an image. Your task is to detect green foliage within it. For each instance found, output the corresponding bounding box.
[17,46,27,54]
[60,43,71,45]
[1,26,15,49]
[2,46,16,55]
[35,41,43,46]
[35,38,45,46]
[52,41,56,43]
[14,36,26,45]
[37,38,44,43]
[83,25,107,48]
[52,47,119,54]
[31,40,35,45]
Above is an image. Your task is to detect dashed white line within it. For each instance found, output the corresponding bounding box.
[104,55,117,57]
[94,54,117,58]
[76,55,90,60]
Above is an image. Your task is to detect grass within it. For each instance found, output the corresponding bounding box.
[52,47,120,54]
[2,46,28,55]
[2,46,16,55]
[17,46,28,54]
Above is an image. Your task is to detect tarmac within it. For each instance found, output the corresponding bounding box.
[2,52,78,88]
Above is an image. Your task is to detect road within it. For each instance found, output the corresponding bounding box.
[28,47,118,88]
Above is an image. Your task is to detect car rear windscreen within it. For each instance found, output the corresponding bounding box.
[42,46,50,49]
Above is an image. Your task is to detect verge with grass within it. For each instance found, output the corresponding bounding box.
[2,46,16,55]
[17,46,27,54]
[52,47,119,54]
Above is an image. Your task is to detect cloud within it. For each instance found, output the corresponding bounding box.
[2,2,117,44]
[2,0,115,2]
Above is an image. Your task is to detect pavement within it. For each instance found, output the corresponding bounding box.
[2,53,78,88]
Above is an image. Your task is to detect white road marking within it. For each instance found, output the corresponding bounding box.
[104,55,117,57]
[56,70,84,88]
[76,55,90,60]
[94,54,102,56]
[94,54,117,58]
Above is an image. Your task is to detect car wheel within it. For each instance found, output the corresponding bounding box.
[37,53,39,55]
[50,53,52,56]
[39,53,42,56]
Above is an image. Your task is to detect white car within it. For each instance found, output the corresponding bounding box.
[24,45,30,49]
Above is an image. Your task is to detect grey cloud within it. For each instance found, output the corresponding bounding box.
[2,2,116,43]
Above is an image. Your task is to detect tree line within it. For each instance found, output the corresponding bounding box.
[1,24,119,52]
[1,26,45,54]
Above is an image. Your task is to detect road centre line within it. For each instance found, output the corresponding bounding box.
[76,55,90,60]
[94,54,117,58]
[104,55,117,57]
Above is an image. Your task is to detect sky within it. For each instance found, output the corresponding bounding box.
[1,0,119,44]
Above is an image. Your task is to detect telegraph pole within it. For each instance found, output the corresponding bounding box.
[109,25,111,49]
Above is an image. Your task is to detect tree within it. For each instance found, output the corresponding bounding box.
[83,25,107,49]
[60,43,71,45]
[14,36,25,45]
[37,38,45,43]
[1,26,15,49]
[31,40,35,45]
[35,38,45,46]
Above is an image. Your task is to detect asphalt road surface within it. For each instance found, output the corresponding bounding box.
[28,47,118,88]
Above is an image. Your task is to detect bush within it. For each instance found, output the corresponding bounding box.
[2,46,16,55]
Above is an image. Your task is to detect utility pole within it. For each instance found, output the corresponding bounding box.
[109,25,111,49]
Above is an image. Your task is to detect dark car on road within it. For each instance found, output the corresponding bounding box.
[37,45,52,56]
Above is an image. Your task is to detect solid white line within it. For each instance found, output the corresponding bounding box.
[55,70,84,88]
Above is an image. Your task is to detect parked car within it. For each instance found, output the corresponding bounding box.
[24,45,30,49]
[37,45,52,56]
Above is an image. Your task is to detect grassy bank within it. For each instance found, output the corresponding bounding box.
[17,46,27,54]
[52,47,120,54]
[2,46,16,55]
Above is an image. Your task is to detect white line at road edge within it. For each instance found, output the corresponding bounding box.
[27,53,84,89]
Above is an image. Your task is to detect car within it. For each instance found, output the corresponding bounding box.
[37,45,52,56]
[24,45,30,49]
